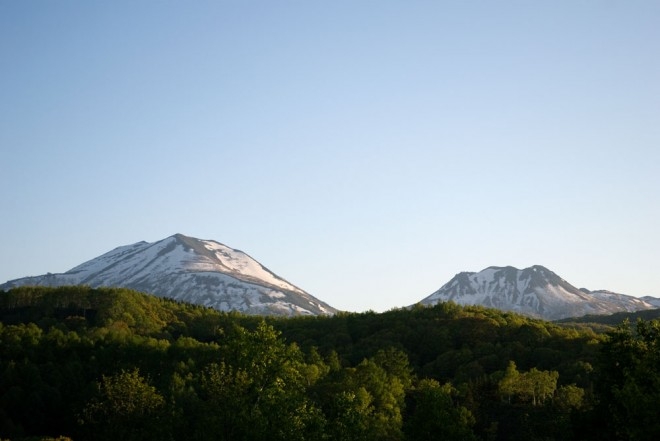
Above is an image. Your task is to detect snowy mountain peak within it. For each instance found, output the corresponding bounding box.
[1,234,337,316]
[420,265,657,320]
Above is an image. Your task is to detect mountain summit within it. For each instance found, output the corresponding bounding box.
[0,234,337,316]
[419,265,656,320]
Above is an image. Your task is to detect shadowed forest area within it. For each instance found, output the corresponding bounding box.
[1,286,659,440]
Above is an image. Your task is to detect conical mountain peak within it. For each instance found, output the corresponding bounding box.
[1,234,337,316]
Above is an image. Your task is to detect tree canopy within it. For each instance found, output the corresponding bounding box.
[0,286,657,440]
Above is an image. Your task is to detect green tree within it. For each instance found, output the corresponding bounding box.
[356,357,410,439]
[197,362,253,440]
[404,379,477,441]
[498,361,521,404]
[79,368,168,441]
[199,322,323,440]
[328,388,374,441]
[525,367,558,406]
[498,361,558,406]
[598,319,660,440]
[554,384,585,412]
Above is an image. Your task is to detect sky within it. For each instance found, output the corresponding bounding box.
[1,1,659,312]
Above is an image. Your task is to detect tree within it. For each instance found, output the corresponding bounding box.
[79,369,168,441]
[199,321,323,440]
[404,379,477,441]
[498,361,558,406]
[526,367,558,406]
[598,319,660,440]
[328,388,374,441]
[197,362,253,440]
[554,384,585,412]
[498,361,521,404]
[353,358,406,440]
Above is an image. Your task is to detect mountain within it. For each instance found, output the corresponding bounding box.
[641,296,660,308]
[419,265,657,320]
[0,233,337,316]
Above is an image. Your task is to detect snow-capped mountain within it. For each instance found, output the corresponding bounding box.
[419,265,658,320]
[0,234,337,316]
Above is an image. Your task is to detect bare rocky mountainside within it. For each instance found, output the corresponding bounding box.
[419,265,658,320]
[0,234,336,316]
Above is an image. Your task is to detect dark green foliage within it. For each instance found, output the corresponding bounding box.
[404,379,477,441]
[79,369,168,441]
[0,286,657,440]
[557,308,660,329]
[596,319,660,441]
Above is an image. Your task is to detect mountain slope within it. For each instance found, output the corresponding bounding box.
[419,265,656,320]
[0,234,336,316]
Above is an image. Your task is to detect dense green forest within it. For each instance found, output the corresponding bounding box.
[556,307,660,327]
[1,286,659,441]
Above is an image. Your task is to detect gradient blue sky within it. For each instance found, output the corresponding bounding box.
[1,1,659,312]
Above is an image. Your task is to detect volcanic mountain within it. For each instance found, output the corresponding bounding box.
[0,234,336,316]
[419,265,657,320]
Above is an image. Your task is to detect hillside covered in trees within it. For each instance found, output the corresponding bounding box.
[1,286,659,440]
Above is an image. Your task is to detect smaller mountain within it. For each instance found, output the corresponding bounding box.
[0,234,337,316]
[641,296,660,308]
[419,265,657,320]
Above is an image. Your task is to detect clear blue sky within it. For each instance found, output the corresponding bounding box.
[1,1,659,312]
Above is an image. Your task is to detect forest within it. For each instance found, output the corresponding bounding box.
[1,286,659,441]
